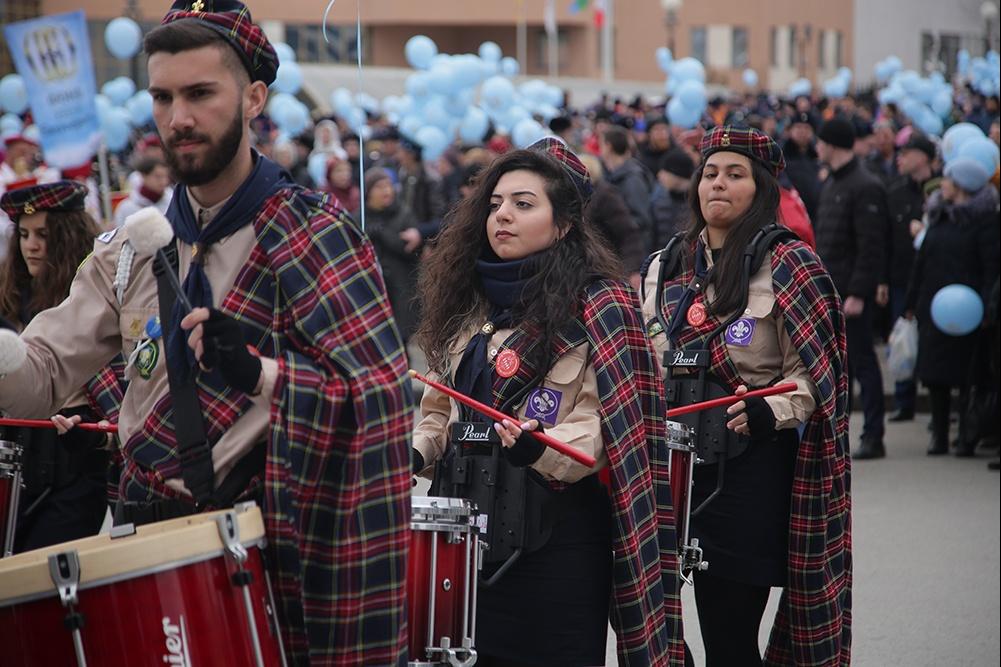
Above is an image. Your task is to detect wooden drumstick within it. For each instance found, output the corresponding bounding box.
[0,417,118,433]
[666,382,798,418]
[408,370,597,468]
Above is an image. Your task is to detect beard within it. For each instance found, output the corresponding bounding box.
[162,102,244,186]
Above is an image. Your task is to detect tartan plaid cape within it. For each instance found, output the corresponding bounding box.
[487,280,685,666]
[119,186,413,665]
[660,239,851,666]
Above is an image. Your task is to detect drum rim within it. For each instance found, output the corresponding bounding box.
[0,538,265,609]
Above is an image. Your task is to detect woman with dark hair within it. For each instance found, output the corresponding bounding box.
[0,181,122,552]
[642,127,852,666]
[413,138,685,666]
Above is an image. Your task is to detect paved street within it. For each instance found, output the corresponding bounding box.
[605,412,1001,666]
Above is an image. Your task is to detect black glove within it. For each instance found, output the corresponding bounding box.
[504,426,546,467]
[200,309,262,395]
[742,396,777,438]
[412,448,426,476]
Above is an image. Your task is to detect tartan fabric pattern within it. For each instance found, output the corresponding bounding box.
[162,0,279,85]
[484,281,684,666]
[528,137,595,204]
[658,239,851,666]
[84,355,128,505]
[117,187,412,665]
[0,180,86,220]
[701,125,786,175]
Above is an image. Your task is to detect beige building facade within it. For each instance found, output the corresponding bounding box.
[12,0,853,93]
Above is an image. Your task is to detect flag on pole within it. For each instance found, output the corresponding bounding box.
[544,0,557,37]
[593,0,606,28]
[568,0,590,13]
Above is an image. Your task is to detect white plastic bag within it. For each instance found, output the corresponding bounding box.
[887,316,919,382]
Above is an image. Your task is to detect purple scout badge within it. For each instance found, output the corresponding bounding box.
[725,317,756,347]
[525,387,563,427]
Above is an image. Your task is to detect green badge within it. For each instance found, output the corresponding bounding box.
[647,321,664,338]
[136,339,160,380]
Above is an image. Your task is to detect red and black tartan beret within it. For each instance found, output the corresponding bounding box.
[700,125,786,176]
[0,180,87,221]
[161,0,278,86]
[528,137,594,205]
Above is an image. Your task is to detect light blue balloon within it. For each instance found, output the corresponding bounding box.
[0,74,29,114]
[445,89,474,117]
[957,49,971,76]
[399,115,422,141]
[1,113,23,134]
[273,61,303,95]
[675,80,707,110]
[500,57,520,77]
[874,60,892,84]
[451,55,485,89]
[459,106,489,144]
[125,90,153,126]
[281,101,311,136]
[877,85,905,106]
[931,89,954,118]
[788,78,812,98]
[102,107,132,152]
[823,77,848,99]
[956,136,1000,176]
[671,57,706,84]
[405,35,438,70]
[931,284,983,336]
[274,42,296,65]
[421,96,451,129]
[426,62,456,95]
[667,96,700,130]
[896,70,921,95]
[102,77,135,106]
[941,123,984,163]
[913,106,943,137]
[307,152,328,187]
[884,55,902,77]
[479,41,502,63]
[104,17,142,60]
[481,76,515,111]
[330,87,355,117]
[512,119,545,148]
[355,93,380,114]
[405,72,431,99]
[900,96,922,119]
[656,47,673,74]
[837,67,852,83]
[742,69,758,87]
[415,125,449,161]
[543,85,564,108]
[519,79,548,104]
[913,78,936,105]
[344,106,366,132]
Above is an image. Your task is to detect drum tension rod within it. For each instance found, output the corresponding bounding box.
[48,550,88,667]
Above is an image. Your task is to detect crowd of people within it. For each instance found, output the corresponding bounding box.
[0,1,999,664]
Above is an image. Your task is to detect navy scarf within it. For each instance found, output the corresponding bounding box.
[164,152,292,375]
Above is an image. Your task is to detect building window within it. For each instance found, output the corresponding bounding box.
[0,0,42,75]
[924,32,962,77]
[788,25,797,67]
[818,29,825,69]
[732,27,749,68]
[835,30,843,68]
[691,26,707,64]
[285,24,363,64]
[770,27,777,67]
[533,29,570,70]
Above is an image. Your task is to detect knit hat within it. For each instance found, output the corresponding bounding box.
[160,0,279,86]
[527,136,594,205]
[0,180,87,222]
[699,125,786,175]
[659,150,695,179]
[363,166,392,194]
[817,117,856,149]
[944,157,991,193]
[790,111,816,130]
[900,132,937,161]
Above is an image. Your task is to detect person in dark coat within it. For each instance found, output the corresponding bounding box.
[884,132,940,421]
[397,138,446,226]
[638,115,684,176]
[601,125,655,255]
[355,167,422,341]
[814,117,889,459]
[905,159,1001,456]
[649,149,695,252]
[781,112,823,222]
[578,153,645,287]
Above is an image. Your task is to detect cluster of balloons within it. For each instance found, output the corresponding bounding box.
[821,67,853,99]
[0,74,28,115]
[788,78,812,99]
[941,121,1000,183]
[264,42,313,141]
[957,49,1000,97]
[876,67,956,137]
[655,48,707,130]
[96,76,153,151]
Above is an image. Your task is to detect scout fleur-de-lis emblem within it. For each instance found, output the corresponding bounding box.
[732,320,749,338]
[191,0,205,11]
[721,131,731,146]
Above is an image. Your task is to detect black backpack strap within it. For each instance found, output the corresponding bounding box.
[152,241,214,507]
[744,223,799,278]
[641,231,686,304]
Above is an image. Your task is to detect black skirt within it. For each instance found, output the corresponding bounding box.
[689,427,799,587]
[475,478,613,666]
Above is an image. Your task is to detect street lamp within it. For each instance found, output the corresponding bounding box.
[981,1,999,53]
[660,0,683,53]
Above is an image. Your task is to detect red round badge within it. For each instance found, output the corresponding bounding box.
[686,302,708,327]
[495,349,521,378]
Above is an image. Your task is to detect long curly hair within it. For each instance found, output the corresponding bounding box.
[416,148,622,376]
[683,157,781,317]
[0,209,100,329]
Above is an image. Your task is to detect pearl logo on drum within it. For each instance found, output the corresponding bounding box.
[162,615,192,667]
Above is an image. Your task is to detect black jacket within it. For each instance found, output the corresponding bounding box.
[604,158,654,243]
[586,180,645,273]
[814,157,888,299]
[781,139,823,222]
[905,187,1001,386]
[885,174,939,288]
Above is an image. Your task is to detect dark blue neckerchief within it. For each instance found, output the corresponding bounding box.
[453,306,513,420]
[665,239,712,342]
[164,152,292,376]
[475,253,539,309]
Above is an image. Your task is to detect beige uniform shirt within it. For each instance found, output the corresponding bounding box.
[412,325,608,484]
[0,191,279,493]
[641,232,817,428]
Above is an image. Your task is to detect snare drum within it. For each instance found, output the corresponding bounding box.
[0,438,23,557]
[0,502,286,666]
[408,496,483,667]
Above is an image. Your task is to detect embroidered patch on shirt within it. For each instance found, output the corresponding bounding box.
[524,387,563,427]
[135,339,160,380]
[725,317,756,346]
